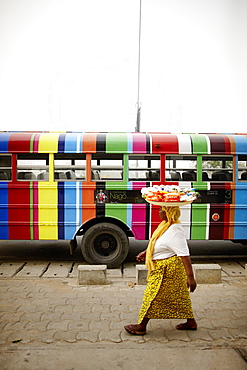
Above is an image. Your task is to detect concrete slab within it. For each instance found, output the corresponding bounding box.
[220,262,245,277]
[0,344,246,370]
[193,263,221,284]
[107,268,122,278]
[0,262,26,278]
[78,264,107,285]
[136,265,148,285]
[42,262,73,278]
[15,262,49,278]
[123,262,136,278]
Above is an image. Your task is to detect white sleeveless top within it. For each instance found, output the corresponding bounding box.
[152,223,190,260]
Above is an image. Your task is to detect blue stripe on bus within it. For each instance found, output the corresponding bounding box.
[0,183,8,238]
[234,184,247,240]
[234,135,247,154]
[0,133,12,153]
[58,182,65,239]
[64,182,77,239]
[234,136,247,240]
[65,133,80,153]
[58,134,66,153]
[77,182,82,227]
[127,132,133,153]
[126,204,132,230]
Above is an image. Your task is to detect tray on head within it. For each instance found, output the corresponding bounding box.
[146,199,195,207]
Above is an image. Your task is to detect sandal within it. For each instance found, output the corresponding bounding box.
[176,323,197,331]
[124,324,146,335]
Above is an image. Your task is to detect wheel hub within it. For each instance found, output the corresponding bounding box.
[101,240,110,249]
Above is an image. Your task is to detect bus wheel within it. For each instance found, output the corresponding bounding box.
[80,222,129,268]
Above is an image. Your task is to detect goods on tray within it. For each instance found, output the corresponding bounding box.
[141,185,198,203]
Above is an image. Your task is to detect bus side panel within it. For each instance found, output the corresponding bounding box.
[132,204,149,240]
[82,185,96,224]
[223,204,231,240]
[33,182,39,239]
[64,182,82,239]
[190,204,209,240]
[180,205,192,239]
[209,204,228,240]
[234,136,247,241]
[234,185,247,240]
[150,204,160,237]
[0,183,9,238]
[38,182,58,239]
[8,183,31,239]
[131,182,149,239]
[105,203,127,226]
[58,182,65,239]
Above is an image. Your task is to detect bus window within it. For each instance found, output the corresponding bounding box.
[0,155,12,181]
[202,156,233,181]
[165,155,197,181]
[238,155,247,181]
[54,153,86,181]
[17,154,49,181]
[91,153,123,181]
[128,155,160,181]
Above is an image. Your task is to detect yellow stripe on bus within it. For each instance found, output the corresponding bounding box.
[38,133,59,153]
[38,182,58,239]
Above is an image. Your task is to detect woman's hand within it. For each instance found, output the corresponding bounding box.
[136,250,146,262]
[181,256,197,292]
[187,276,197,292]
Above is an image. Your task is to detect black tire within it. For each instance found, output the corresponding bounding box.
[80,222,129,268]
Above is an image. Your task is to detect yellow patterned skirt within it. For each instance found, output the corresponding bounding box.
[138,256,194,323]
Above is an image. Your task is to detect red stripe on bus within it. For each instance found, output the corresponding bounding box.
[222,135,231,154]
[151,134,179,154]
[150,204,161,236]
[8,184,31,239]
[8,133,33,153]
[33,182,39,239]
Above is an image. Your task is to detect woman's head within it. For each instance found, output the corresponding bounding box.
[159,206,180,223]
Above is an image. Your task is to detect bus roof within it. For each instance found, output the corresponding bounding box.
[0,132,247,154]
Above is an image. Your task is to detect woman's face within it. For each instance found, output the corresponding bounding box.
[159,208,168,221]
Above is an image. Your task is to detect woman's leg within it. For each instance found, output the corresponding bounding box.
[176,318,197,330]
[124,317,150,335]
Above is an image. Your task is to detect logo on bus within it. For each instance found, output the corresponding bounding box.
[212,213,220,221]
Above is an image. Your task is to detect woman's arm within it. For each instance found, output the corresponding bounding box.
[181,256,197,292]
[136,250,146,262]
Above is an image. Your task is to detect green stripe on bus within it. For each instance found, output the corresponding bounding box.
[105,203,128,224]
[191,204,208,239]
[190,134,209,154]
[193,155,209,189]
[30,134,35,153]
[106,133,128,153]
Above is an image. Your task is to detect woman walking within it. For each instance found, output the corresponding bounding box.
[124,206,197,335]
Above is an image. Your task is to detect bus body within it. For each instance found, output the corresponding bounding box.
[0,132,247,267]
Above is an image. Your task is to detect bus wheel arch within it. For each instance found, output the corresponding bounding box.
[80,221,130,268]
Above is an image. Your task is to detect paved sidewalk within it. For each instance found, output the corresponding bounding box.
[0,269,246,369]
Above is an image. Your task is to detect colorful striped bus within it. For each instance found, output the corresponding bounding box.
[0,132,247,267]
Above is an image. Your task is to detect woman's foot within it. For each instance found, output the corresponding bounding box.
[124,324,146,335]
[176,319,197,331]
